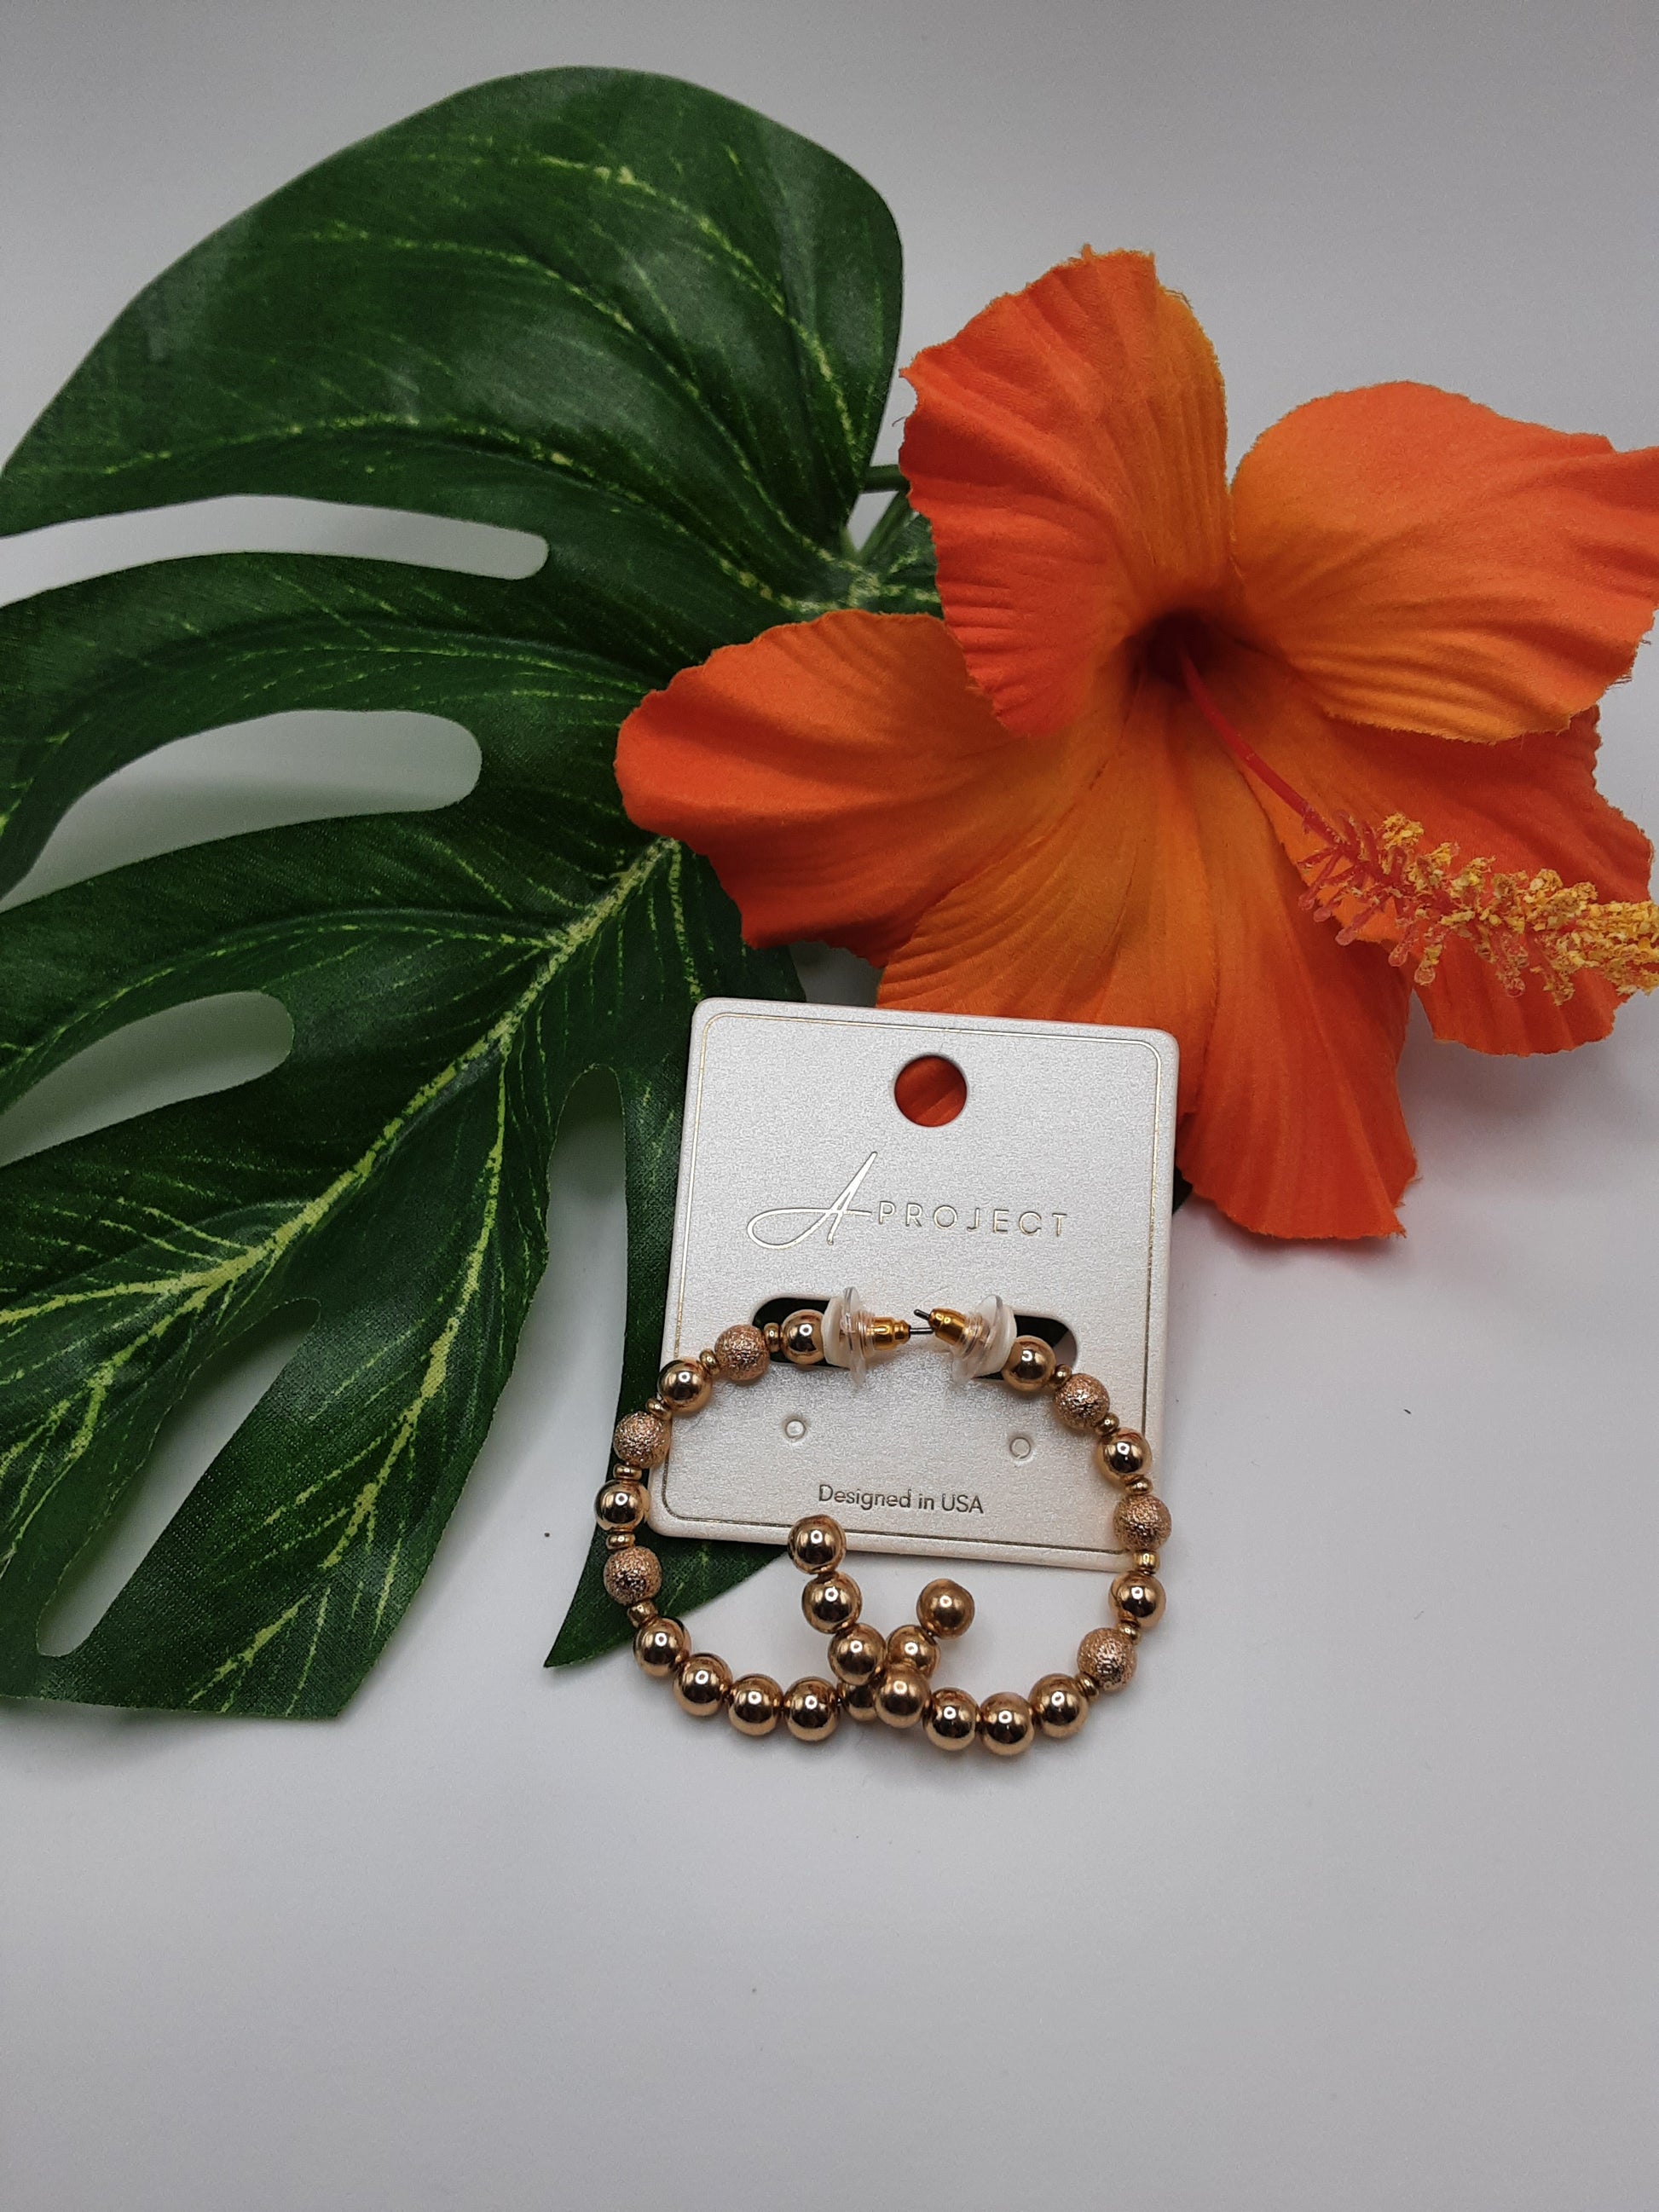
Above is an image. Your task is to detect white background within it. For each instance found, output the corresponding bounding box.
[2,4,1656,2208]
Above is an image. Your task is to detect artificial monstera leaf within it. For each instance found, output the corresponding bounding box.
[0,68,936,1715]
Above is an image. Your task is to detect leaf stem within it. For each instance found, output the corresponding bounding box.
[862,463,907,494]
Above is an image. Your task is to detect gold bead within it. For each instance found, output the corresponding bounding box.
[1112,1568,1165,1629]
[673,1653,731,1717]
[923,1686,980,1751]
[874,1663,929,1729]
[603,1545,662,1607]
[626,1598,659,1626]
[727,1673,783,1736]
[1133,1550,1160,1574]
[781,1309,827,1366]
[783,1677,841,1741]
[1002,1335,1056,1394]
[1054,1371,1112,1432]
[978,1691,1035,1757]
[633,1616,689,1678]
[802,1569,861,1633]
[916,1578,975,1640]
[787,1514,845,1574]
[828,1622,887,1685]
[885,1623,939,1678]
[1030,1673,1089,1739]
[657,1357,712,1415]
[1076,1624,1137,1693]
[645,1396,673,1421]
[714,1324,770,1383]
[762,1320,784,1354]
[841,1678,880,1724]
[1095,1429,1152,1484]
[1049,1366,1073,1391]
[1113,1490,1171,1551]
[612,1409,671,1470]
[604,1529,637,1552]
[595,1476,648,1532]
[698,1349,720,1374]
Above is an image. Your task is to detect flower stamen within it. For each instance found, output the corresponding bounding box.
[1178,652,1659,1002]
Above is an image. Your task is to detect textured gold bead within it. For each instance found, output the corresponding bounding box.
[828,1622,887,1686]
[979,1692,1035,1757]
[1054,1371,1113,1432]
[612,1408,671,1470]
[1002,1335,1056,1394]
[841,1678,880,1724]
[885,1623,939,1678]
[874,1663,929,1729]
[727,1673,783,1737]
[673,1653,732,1717]
[1112,1568,1165,1629]
[1076,1620,1139,1693]
[633,1616,689,1678]
[762,1320,784,1354]
[714,1324,770,1383]
[1030,1673,1090,1739]
[605,1530,637,1552]
[916,1578,975,1640]
[595,1476,648,1533]
[657,1357,712,1415]
[626,1598,659,1626]
[1095,1429,1151,1485]
[783,1678,840,1741]
[1113,1490,1171,1551]
[603,1545,662,1606]
[923,1687,980,1751]
[802,1569,861,1634]
[781,1309,827,1366]
[788,1515,845,1574]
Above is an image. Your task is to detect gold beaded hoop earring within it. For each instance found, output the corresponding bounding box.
[601,1296,1169,1759]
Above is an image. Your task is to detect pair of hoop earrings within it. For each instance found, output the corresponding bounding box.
[596,1293,1170,1759]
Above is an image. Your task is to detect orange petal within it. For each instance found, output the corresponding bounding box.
[901,250,1231,739]
[880,663,1414,1236]
[1228,665,1654,1051]
[615,611,1078,961]
[1232,383,1659,741]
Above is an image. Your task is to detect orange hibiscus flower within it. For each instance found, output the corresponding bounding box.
[617,251,1659,1238]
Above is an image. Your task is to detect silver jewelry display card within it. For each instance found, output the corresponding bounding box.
[650,1001,1178,1568]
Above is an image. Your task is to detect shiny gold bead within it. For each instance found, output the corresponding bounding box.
[802,1569,861,1633]
[885,1623,939,1678]
[841,1678,880,1724]
[916,1578,975,1640]
[787,1514,845,1574]
[828,1622,887,1685]
[1049,1366,1072,1392]
[673,1652,731,1718]
[595,1476,648,1533]
[1112,1568,1165,1629]
[1030,1673,1090,1739]
[657,1357,712,1415]
[1095,1428,1152,1485]
[979,1691,1035,1757]
[783,1677,841,1741]
[1002,1335,1056,1394]
[645,1396,673,1421]
[714,1324,770,1383]
[1076,1624,1137,1693]
[612,1408,671,1470]
[633,1616,689,1678]
[781,1309,827,1366]
[1133,1550,1160,1574]
[698,1349,720,1374]
[923,1687,980,1751]
[1113,1490,1171,1551]
[626,1598,659,1626]
[1054,1371,1113,1432]
[874,1663,929,1729]
[727,1673,783,1737]
[604,1529,637,1552]
[603,1545,662,1607]
[762,1320,784,1354]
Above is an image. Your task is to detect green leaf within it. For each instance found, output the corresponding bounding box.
[0,68,934,1713]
